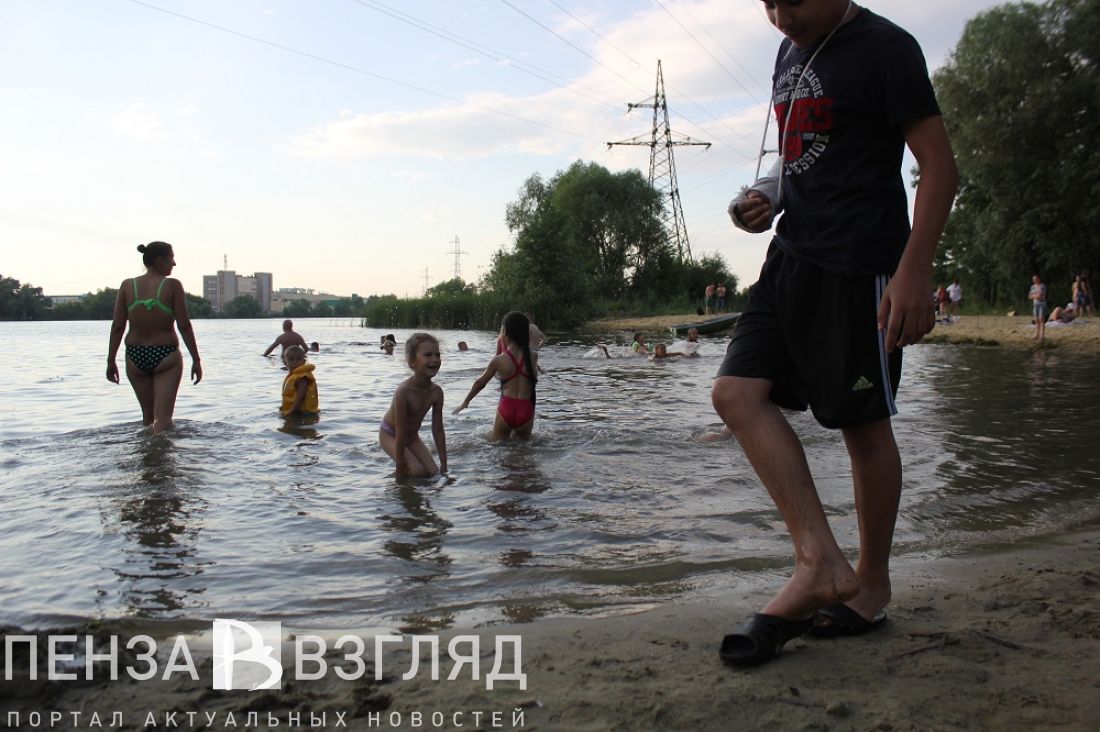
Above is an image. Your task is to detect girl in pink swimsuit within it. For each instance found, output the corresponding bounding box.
[453,311,538,440]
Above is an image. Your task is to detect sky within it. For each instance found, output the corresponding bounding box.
[1,0,1006,300]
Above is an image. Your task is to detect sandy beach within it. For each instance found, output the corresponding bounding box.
[4,527,1099,730]
[591,313,1100,356]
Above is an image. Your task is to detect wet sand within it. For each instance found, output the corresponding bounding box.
[4,528,1099,730]
[591,313,1100,355]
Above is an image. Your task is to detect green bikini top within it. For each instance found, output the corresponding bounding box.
[128,277,173,315]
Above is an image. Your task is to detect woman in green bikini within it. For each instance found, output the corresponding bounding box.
[106,241,202,434]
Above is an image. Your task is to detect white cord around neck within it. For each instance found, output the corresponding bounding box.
[766,0,855,208]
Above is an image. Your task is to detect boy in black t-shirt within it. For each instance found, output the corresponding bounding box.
[714,0,958,666]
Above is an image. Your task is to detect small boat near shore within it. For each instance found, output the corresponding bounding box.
[668,313,739,336]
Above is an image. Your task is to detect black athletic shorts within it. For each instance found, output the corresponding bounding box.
[716,242,902,429]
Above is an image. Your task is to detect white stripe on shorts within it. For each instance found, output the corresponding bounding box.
[874,275,897,417]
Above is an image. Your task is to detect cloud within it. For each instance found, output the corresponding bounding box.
[450,58,480,70]
[390,170,425,182]
[111,103,169,142]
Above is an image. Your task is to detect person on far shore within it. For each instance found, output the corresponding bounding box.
[704,283,716,315]
[1048,303,1076,324]
[1073,274,1092,318]
[1029,274,1048,340]
[263,320,307,357]
[280,345,319,417]
[718,0,958,666]
[947,278,962,321]
[716,282,728,313]
[379,333,447,478]
[454,311,538,440]
[935,285,949,321]
[107,241,203,435]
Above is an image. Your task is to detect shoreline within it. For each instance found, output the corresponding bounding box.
[588,313,1100,355]
[5,526,1099,730]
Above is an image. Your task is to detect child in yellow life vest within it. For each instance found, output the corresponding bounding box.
[281,345,319,416]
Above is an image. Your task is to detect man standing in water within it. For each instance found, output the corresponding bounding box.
[263,319,308,357]
[713,0,958,665]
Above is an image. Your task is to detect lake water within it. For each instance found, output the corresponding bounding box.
[2,318,1098,635]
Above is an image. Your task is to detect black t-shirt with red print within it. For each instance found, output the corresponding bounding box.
[771,8,940,276]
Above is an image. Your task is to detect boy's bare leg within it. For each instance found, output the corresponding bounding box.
[713,375,859,619]
[840,418,901,620]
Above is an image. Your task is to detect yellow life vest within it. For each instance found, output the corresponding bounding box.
[281,363,319,415]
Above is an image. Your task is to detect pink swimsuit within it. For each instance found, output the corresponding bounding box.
[497,351,534,429]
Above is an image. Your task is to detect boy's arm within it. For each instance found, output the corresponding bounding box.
[287,379,308,414]
[879,115,959,352]
[728,157,782,233]
[432,388,447,473]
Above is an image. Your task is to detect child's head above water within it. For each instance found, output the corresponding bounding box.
[654,343,668,357]
[501,311,530,348]
[283,344,307,370]
[405,333,441,374]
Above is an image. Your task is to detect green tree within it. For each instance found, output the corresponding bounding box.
[185,293,213,317]
[82,288,119,320]
[222,294,263,318]
[283,299,314,317]
[0,275,52,319]
[933,0,1100,304]
[488,161,670,325]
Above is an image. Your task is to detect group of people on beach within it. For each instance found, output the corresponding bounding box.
[106,0,968,672]
[703,283,729,315]
[1028,272,1092,340]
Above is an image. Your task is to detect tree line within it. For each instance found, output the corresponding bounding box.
[932,0,1099,305]
[366,161,737,330]
[0,275,369,321]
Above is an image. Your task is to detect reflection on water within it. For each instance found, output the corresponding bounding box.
[101,433,209,617]
[2,319,1100,631]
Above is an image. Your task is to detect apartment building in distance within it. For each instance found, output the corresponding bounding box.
[203,270,274,314]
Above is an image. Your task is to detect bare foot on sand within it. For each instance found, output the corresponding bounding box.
[761,559,860,619]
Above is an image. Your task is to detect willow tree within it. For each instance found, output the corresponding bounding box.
[487,161,674,325]
[933,0,1100,304]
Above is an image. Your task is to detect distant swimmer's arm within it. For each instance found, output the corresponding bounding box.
[262,338,279,357]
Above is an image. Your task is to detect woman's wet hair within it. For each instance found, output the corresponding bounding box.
[405,333,439,367]
[137,241,173,268]
[501,311,537,407]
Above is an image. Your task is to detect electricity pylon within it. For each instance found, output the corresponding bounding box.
[447,235,468,280]
[608,60,710,263]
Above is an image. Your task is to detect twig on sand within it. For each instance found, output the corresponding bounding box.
[888,633,959,661]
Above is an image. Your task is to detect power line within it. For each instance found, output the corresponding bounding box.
[661,0,772,98]
[652,0,764,104]
[527,0,760,161]
[498,0,652,99]
[123,0,601,143]
[347,0,623,112]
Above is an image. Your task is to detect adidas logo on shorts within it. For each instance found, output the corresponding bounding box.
[851,376,874,391]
